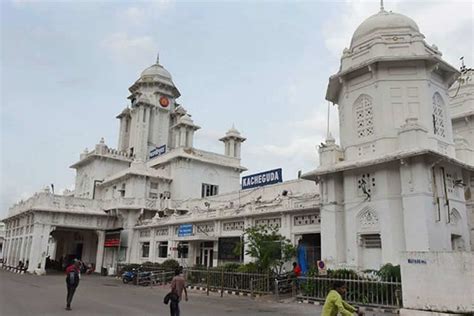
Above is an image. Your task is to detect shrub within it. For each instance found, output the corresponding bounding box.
[377,263,401,281]
[221,263,241,272]
[161,259,180,272]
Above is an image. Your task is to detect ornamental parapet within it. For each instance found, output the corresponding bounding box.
[7,192,102,217]
[101,197,161,210]
[6,194,164,219]
[145,190,320,227]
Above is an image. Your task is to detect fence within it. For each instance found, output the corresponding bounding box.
[296,275,402,308]
[184,268,272,296]
[136,270,175,286]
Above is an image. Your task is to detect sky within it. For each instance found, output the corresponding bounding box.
[1,0,473,218]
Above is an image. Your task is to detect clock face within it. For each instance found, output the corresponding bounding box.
[159,96,170,108]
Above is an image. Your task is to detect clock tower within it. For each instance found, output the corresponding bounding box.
[117,54,181,161]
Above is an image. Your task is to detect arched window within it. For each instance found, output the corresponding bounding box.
[432,93,446,137]
[354,95,374,138]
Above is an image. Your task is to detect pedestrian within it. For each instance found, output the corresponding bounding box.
[169,266,188,316]
[322,281,364,316]
[65,259,81,311]
[291,262,302,291]
[292,262,301,277]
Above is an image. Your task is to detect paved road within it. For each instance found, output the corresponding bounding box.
[0,270,390,316]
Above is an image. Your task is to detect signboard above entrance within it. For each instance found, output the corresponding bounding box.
[178,224,193,237]
[241,168,282,190]
[104,231,120,247]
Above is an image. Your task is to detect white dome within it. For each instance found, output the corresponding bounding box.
[351,10,420,47]
[140,64,172,79]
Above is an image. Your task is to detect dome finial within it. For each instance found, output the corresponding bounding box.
[380,0,385,12]
[156,52,160,64]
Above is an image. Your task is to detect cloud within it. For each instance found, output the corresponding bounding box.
[101,32,157,63]
[115,1,175,27]
[322,0,473,66]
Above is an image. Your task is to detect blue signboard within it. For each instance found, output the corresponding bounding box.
[178,224,193,237]
[149,144,166,159]
[241,168,283,190]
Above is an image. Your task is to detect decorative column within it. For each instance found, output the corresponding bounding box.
[95,230,105,273]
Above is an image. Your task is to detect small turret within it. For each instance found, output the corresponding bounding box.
[171,114,200,148]
[219,125,246,158]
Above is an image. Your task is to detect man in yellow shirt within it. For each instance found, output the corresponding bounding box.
[322,281,364,316]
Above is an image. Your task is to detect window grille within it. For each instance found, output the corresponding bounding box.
[255,218,281,228]
[432,93,446,137]
[357,173,376,196]
[155,228,168,236]
[223,221,244,231]
[360,234,382,248]
[294,214,320,226]
[355,95,374,138]
[139,230,150,237]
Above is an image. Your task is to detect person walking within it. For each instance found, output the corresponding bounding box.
[169,266,188,316]
[322,281,364,316]
[65,259,81,311]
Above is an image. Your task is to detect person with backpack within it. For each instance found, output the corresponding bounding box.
[65,259,81,311]
[168,266,188,316]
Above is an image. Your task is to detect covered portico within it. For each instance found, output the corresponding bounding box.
[49,227,101,271]
[2,193,120,274]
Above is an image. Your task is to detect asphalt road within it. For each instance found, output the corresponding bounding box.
[0,270,390,316]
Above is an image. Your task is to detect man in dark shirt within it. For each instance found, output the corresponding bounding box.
[170,266,188,316]
[65,260,81,311]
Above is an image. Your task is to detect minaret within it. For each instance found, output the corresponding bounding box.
[219,126,246,158]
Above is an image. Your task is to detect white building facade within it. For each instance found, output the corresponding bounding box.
[302,7,473,270]
[1,56,320,274]
[2,6,473,274]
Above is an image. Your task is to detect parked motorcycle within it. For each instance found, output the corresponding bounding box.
[122,267,154,285]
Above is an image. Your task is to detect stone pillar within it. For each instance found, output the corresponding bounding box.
[118,117,126,151]
[187,130,194,148]
[243,217,253,264]
[229,139,235,157]
[180,126,186,147]
[95,230,105,273]
[27,224,52,274]
[5,239,10,265]
[149,229,156,262]
[320,174,346,268]
[235,142,241,159]
[8,238,15,266]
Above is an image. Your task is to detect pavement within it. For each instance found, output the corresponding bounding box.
[0,270,393,316]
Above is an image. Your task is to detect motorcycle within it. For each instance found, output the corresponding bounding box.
[122,267,154,285]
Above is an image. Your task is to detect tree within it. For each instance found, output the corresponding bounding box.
[243,225,296,274]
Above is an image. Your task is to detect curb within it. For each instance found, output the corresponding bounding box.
[186,285,261,298]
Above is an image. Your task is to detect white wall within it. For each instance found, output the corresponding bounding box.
[400,251,474,314]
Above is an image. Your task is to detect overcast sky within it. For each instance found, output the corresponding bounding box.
[1,0,473,218]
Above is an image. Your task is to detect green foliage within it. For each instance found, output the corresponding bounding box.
[236,262,260,273]
[328,268,360,279]
[377,263,401,281]
[243,225,296,273]
[161,259,180,272]
[221,263,241,272]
